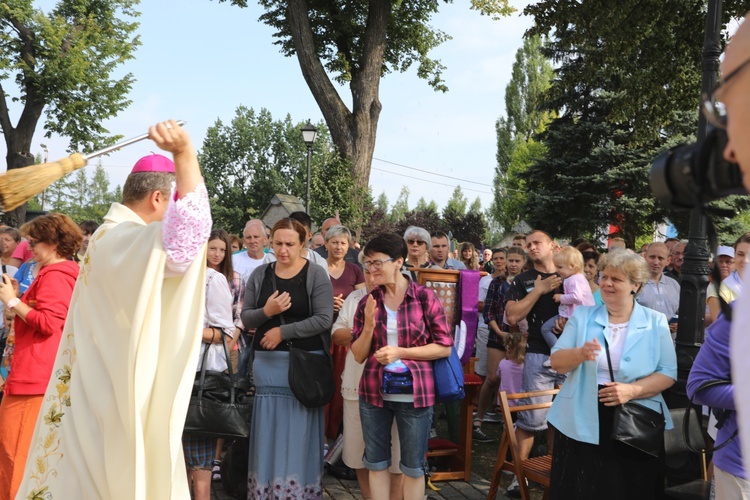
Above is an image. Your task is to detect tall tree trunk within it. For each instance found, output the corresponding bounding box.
[0,83,45,227]
[2,126,37,227]
[286,0,388,220]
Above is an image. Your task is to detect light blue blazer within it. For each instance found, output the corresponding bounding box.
[546,302,677,445]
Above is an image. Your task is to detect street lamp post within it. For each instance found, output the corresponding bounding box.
[40,144,49,211]
[670,0,723,407]
[301,122,318,214]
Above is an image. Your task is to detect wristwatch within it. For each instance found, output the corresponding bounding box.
[6,298,20,310]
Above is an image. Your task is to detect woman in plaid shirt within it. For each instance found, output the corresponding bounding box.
[351,233,453,500]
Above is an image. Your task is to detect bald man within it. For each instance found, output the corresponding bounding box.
[725,13,750,493]
[314,216,360,266]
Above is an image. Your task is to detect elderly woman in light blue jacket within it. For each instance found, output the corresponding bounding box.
[547,251,677,500]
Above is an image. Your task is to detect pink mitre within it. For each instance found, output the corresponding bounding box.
[131,153,175,174]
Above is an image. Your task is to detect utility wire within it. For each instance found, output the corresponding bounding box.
[373,157,490,186]
[371,166,493,195]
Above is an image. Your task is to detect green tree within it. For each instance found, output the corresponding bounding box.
[199,106,358,235]
[85,163,117,221]
[442,185,467,236]
[394,206,446,237]
[375,191,389,212]
[0,0,140,225]
[359,203,396,243]
[491,35,553,232]
[220,0,513,218]
[414,197,438,213]
[390,187,410,223]
[522,0,750,245]
[525,0,750,143]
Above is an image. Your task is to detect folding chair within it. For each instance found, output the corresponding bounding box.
[487,388,559,500]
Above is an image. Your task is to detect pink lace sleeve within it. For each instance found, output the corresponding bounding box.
[163,183,212,274]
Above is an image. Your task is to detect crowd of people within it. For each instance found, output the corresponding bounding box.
[1,12,750,497]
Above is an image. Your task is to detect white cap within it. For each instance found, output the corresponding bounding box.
[716,245,735,258]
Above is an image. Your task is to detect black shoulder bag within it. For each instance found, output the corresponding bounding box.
[269,263,334,408]
[604,337,666,458]
[683,378,737,453]
[184,329,253,438]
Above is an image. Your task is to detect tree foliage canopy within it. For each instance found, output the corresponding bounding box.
[491,34,553,233]
[218,0,513,224]
[30,162,119,222]
[198,106,360,236]
[0,0,139,152]
[0,0,139,225]
[519,0,750,246]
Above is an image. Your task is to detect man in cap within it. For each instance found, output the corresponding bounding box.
[17,121,211,499]
[706,245,738,324]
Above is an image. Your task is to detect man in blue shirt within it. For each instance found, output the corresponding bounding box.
[636,242,680,339]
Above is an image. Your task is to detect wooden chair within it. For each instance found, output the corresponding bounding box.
[410,268,484,481]
[487,388,559,500]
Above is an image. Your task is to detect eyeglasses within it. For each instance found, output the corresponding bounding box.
[362,258,394,271]
[406,239,426,246]
[702,56,750,129]
[27,238,38,248]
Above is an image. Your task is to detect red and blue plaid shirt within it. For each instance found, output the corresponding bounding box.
[352,280,453,408]
[483,276,510,326]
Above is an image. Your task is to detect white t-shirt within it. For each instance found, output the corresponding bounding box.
[197,269,235,372]
[382,306,413,403]
[232,251,265,285]
[596,322,629,385]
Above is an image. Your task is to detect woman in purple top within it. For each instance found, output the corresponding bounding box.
[325,225,365,439]
[351,233,452,500]
[687,307,747,496]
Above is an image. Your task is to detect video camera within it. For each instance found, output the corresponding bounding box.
[650,128,747,209]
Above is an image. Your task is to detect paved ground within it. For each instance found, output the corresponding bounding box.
[209,417,546,499]
[211,469,523,500]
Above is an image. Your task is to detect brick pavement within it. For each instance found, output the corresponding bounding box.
[211,469,525,499]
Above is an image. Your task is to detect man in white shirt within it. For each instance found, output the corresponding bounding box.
[232,220,267,285]
[232,219,267,379]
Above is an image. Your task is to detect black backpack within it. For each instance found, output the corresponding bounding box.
[220,438,248,499]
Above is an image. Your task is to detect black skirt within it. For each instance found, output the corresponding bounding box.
[550,393,665,500]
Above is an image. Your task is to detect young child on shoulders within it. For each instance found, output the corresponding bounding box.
[541,246,595,350]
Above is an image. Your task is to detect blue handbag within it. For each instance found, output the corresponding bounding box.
[433,346,465,402]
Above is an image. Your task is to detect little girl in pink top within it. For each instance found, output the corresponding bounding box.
[541,246,595,349]
[498,332,525,406]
